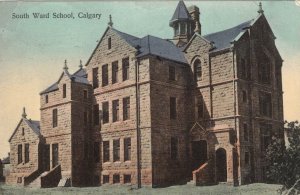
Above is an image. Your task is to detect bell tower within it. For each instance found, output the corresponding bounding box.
[169,1,198,46]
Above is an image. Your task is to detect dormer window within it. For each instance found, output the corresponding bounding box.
[63,84,66,98]
[108,37,111,50]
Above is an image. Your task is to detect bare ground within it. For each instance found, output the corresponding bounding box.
[0,183,281,195]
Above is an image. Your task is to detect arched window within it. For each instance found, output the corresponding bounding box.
[194,59,202,81]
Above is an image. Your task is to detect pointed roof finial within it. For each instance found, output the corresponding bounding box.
[108,14,113,27]
[22,107,27,118]
[63,59,68,71]
[258,2,264,14]
[79,60,83,69]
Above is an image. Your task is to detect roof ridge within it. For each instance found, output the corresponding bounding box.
[111,28,140,39]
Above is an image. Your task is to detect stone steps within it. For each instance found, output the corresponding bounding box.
[27,171,48,188]
[58,177,71,187]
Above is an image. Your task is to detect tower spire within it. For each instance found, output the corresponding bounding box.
[79,60,83,69]
[22,107,27,118]
[258,2,264,14]
[63,59,68,71]
[108,15,113,27]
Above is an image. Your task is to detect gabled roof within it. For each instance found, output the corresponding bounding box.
[40,68,89,95]
[170,0,192,25]
[203,19,254,52]
[8,118,41,142]
[112,29,188,64]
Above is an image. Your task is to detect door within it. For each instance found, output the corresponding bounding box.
[52,143,59,168]
[191,140,208,171]
[44,144,50,171]
[216,148,227,182]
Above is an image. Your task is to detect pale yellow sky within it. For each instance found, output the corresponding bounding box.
[0,1,299,159]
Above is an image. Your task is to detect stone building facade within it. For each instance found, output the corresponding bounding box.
[6,1,284,187]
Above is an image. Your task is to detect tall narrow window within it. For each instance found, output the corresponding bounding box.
[180,22,186,35]
[92,67,99,89]
[18,144,22,164]
[25,143,29,163]
[102,64,108,87]
[258,53,271,84]
[113,139,120,162]
[112,100,119,122]
[83,90,88,100]
[245,151,250,165]
[63,84,66,98]
[123,97,130,120]
[171,137,178,160]
[94,142,100,163]
[124,174,131,184]
[84,110,88,126]
[103,141,110,162]
[45,95,48,103]
[170,97,177,119]
[194,59,202,81]
[259,92,272,117]
[260,123,272,153]
[124,138,131,161]
[198,99,204,119]
[108,37,111,50]
[84,142,88,160]
[241,58,247,79]
[103,102,109,124]
[93,104,99,126]
[103,175,109,184]
[244,123,249,141]
[242,90,247,103]
[122,57,129,81]
[113,174,120,184]
[169,66,176,81]
[112,61,118,84]
[52,109,58,128]
[52,143,58,168]
[22,128,25,136]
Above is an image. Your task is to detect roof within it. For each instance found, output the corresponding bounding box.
[170,0,192,25]
[8,118,41,142]
[112,29,188,64]
[2,156,10,164]
[203,19,254,52]
[40,68,89,95]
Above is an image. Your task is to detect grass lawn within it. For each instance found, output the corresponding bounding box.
[0,183,282,195]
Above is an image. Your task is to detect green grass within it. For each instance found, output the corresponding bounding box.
[0,183,281,195]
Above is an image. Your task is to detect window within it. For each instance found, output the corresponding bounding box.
[63,84,66,98]
[93,104,99,126]
[112,100,119,122]
[103,141,110,162]
[245,151,250,166]
[113,174,120,184]
[52,109,58,128]
[113,139,120,162]
[122,57,129,81]
[52,143,58,168]
[194,59,202,81]
[180,22,186,35]
[25,143,29,163]
[94,142,100,163]
[258,53,271,84]
[103,102,109,124]
[171,137,178,160]
[112,61,118,84]
[241,58,249,79]
[242,90,247,103]
[174,23,179,36]
[108,37,111,50]
[259,92,272,117]
[92,67,99,89]
[83,90,88,100]
[18,144,22,164]
[124,138,131,161]
[84,110,88,126]
[169,66,176,81]
[84,142,88,160]
[197,99,204,119]
[45,95,48,103]
[103,175,109,184]
[22,128,24,136]
[124,174,131,184]
[102,64,108,87]
[170,97,177,119]
[260,123,272,153]
[244,123,249,141]
[123,97,130,120]
[17,177,22,183]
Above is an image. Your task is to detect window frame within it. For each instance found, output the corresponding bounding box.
[52,108,58,128]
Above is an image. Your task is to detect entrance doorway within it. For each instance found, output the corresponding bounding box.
[216,148,227,182]
[191,140,207,171]
[52,144,59,168]
[44,144,50,171]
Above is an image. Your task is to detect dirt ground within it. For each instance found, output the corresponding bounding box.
[0,183,281,195]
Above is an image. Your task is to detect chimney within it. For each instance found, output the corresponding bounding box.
[188,5,201,35]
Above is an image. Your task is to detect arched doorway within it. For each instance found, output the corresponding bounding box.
[216,148,227,182]
[191,140,207,171]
